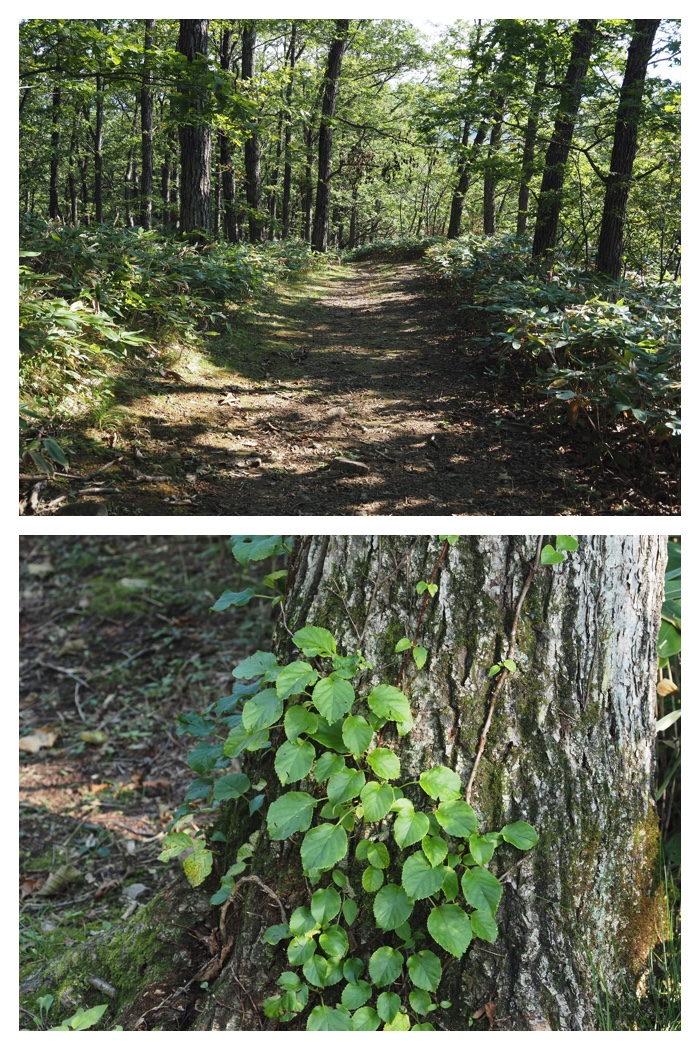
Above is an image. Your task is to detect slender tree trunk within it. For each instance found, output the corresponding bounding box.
[447,121,487,239]
[311,19,350,252]
[596,20,660,279]
[140,18,155,229]
[161,152,171,226]
[282,21,299,240]
[48,85,61,220]
[241,21,263,243]
[483,98,505,235]
[177,19,212,237]
[124,105,139,227]
[219,26,238,243]
[67,124,78,223]
[302,123,315,241]
[94,74,104,223]
[516,54,547,237]
[532,19,598,258]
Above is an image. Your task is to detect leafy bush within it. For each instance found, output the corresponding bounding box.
[344,236,441,263]
[425,234,680,441]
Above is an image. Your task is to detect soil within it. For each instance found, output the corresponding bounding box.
[20,261,678,516]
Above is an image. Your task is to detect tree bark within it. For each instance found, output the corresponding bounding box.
[516,54,547,237]
[483,98,505,236]
[48,85,61,220]
[596,20,660,279]
[139,19,155,229]
[219,26,239,243]
[177,19,212,237]
[311,20,350,253]
[94,75,104,223]
[447,121,487,240]
[242,21,263,243]
[282,22,299,240]
[532,19,598,258]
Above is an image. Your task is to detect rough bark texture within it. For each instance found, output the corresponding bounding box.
[139,19,155,229]
[49,85,61,220]
[532,19,598,258]
[517,55,547,237]
[94,75,104,223]
[311,20,350,253]
[242,22,263,243]
[596,20,660,279]
[219,27,238,243]
[177,19,212,236]
[195,534,665,1031]
[483,99,505,236]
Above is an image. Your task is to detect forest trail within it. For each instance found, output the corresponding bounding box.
[31,262,639,516]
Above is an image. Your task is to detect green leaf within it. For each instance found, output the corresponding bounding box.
[63,1004,108,1031]
[213,773,251,801]
[540,544,565,565]
[289,906,316,936]
[242,689,283,732]
[231,535,285,565]
[427,903,473,958]
[658,621,682,660]
[343,958,364,983]
[183,847,213,887]
[500,820,538,850]
[394,637,413,653]
[263,923,291,944]
[413,646,428,670]
[277,661,318,699]
[275,739,316,785]
[556,535,578,552]
[285,705,318,742]
[394,801,430,848]
[42,436,69,467]
[342,979,373,1010]
[470,908,499,942]
[419,765,462,801]
[306,1005,352,1031]
[311,886,341,925]
[368,945,404,986]
[314,752,346,782]
[159,831,194,862]
[332,869,348,889]
[211,588,256,612]
[435,800,478,838]
[186,741,225,774]
[292,625,337,657]
[312,675,355,722]
[231,650,278,679]
[502,659,517,673]
[384,1010,410,1031]
[469,833,496,866]
[267,791,316,840]
[342,714,374,756]
[416,581,438,596]
[277,970,302,990]
[461,866,503,914]
[343,898,358,925]
[308,715,347,753]
[362,866,385,892]
[301,823,348,873]
[412,1022,437,1031]
[319,925,349,959]
[351,1006,381,1031]
[377,991,401,1023]
[367,747,401,780]
[360,780,395,822]
[185,776,212,802]
[223,724,269,759]
[409,988,433,1015]
[361,840,390,869]
[374,884,414,930]
[328,768,366,805]
[488,664,501,677]
[657,709,681,733]
[407,949,442,992]
[422,835,448,867]
[367,685,413,727]
[288,935,316,966]
[402,851,446,900]
[442,866,459,901]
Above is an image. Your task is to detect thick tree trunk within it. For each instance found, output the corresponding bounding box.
[517,54,547,237]
[532,19,598,258]
[195,534,666,1031]
[596,20,660,279]
[177,19,212,237]
[139,19,155,229]
[311,20,350,252]
[242,22,263,243]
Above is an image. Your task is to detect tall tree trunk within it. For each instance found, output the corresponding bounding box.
[177,19,212,237]
[302,122,315,242]
[447,122,487,239]
[219,26,238,243]
[483,98,505,235]
[140,19,155,229]
[94,74,104,222]
[124,105,138,227]
[596,20,660,279]
[48,84,61,220]
[516,54,547,237]
[282,21,299,240]
[532,19,598,258]
[311,19,350,252]
[242,21,263,243]
[67,124,78,223]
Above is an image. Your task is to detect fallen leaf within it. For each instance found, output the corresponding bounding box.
[80,729,109,745]
[20,691,39,710]
[27,561,54,577]
[657,679,678,697]
[19,727,59,753]
[37,863,81,896]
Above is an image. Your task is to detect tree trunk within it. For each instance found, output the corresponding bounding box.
[177,19,212,237]
[48,85,61,220]
[516,54,547,237]
[94,75,104,223]
[219,26,238,243]
[532,19,598,258]
[140,19,155,229]
[483,99,505,236]
[596,20,660,279]
[311,20,350,253]
[302,123,315,242]
[242,22,263,243]
[21,536,666,1032]
[282,22,299,240]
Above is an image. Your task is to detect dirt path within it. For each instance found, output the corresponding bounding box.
[24,261,677,516]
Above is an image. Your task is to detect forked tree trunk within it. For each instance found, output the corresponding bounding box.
[21,537,666,1032]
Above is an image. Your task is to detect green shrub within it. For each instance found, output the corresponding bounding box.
[344,236,441,263]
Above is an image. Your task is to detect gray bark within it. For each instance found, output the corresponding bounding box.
[196,534,666,1031]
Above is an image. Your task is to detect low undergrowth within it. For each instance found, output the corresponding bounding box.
[343,236,440,263]
[424,234,680,453]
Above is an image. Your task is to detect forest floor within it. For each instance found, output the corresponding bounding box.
[19,536,270,1002]
[21,261,677,516]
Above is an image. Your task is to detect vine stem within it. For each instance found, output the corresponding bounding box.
[394,538,451,687]
[465,536,544,805]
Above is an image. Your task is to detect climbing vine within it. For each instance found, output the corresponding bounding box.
[162,534,578,1030]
